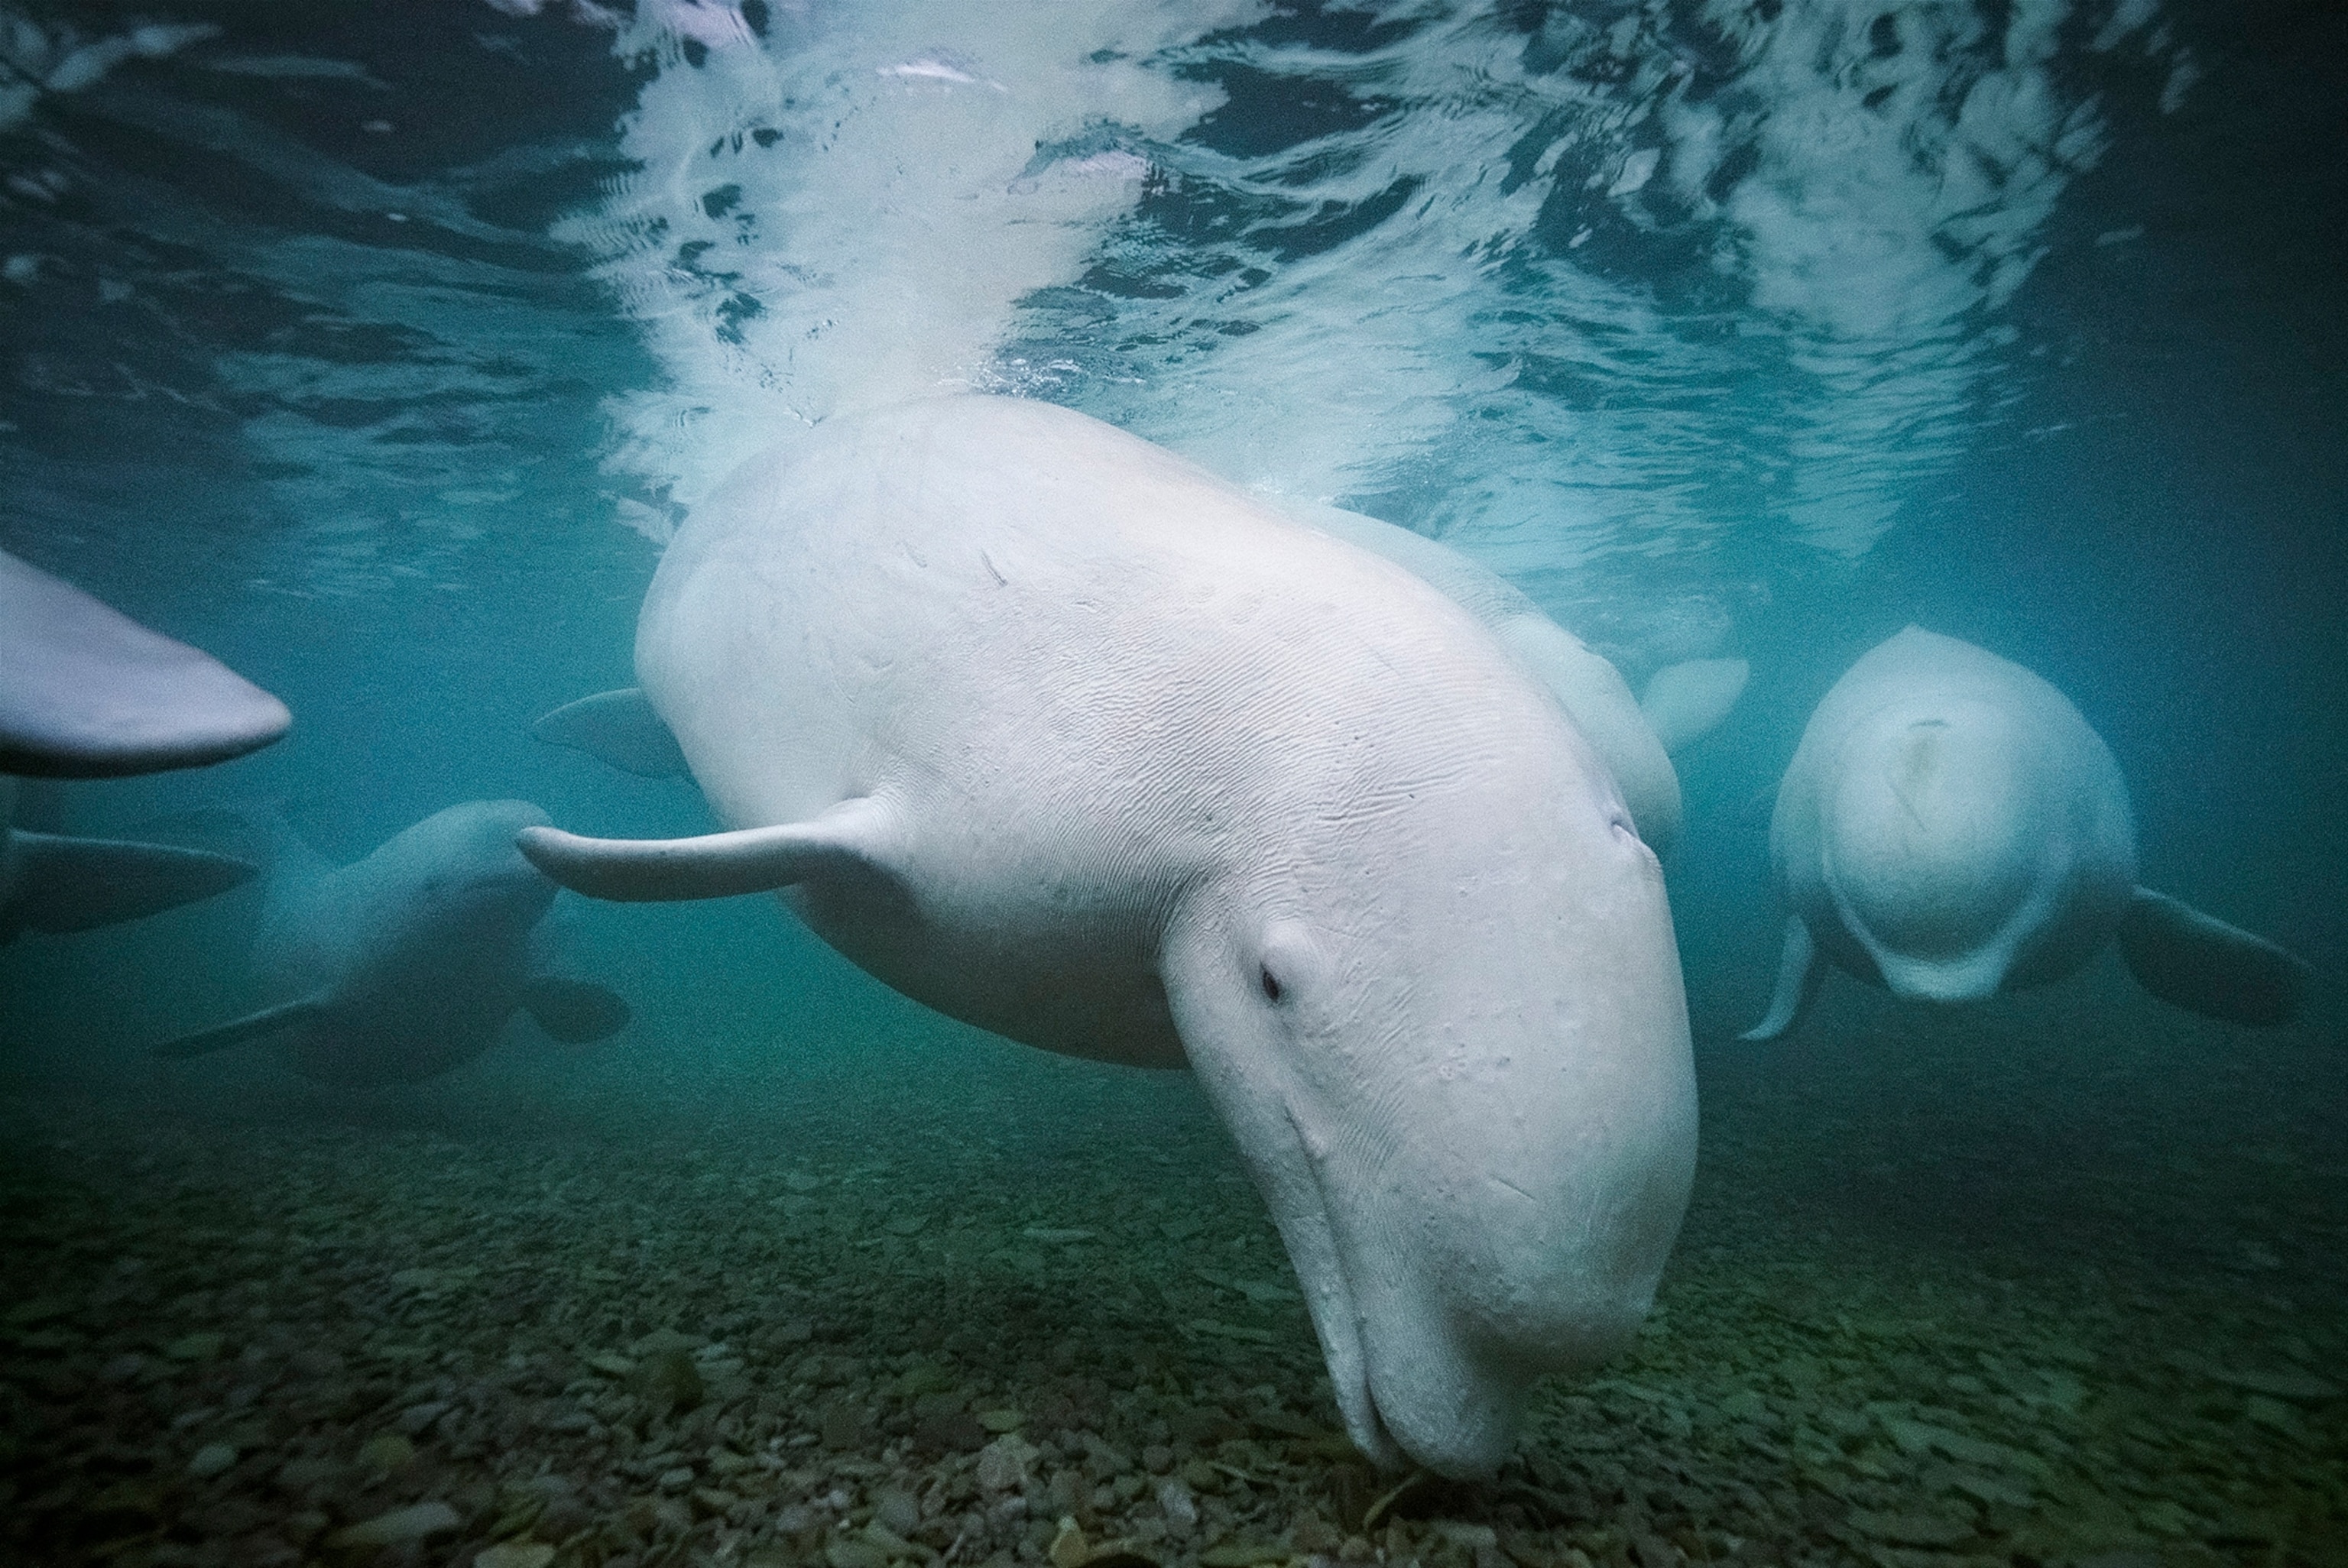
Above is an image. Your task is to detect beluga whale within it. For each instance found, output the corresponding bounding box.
[518,394,1698,1479]
[2,546,290,941]
[154,802,630,1085]
[534,507,1750,863]
[1741,627,2311,1040]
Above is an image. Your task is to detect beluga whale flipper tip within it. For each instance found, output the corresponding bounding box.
[1743,626,2311,1040]
[154,800,631,1086]
[524,394,1698,1479]
[0,547,290,779]
[1,547,288,939]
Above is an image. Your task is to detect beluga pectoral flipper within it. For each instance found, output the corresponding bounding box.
[530,688,689,779]
[530,396,1698,1480]
[1740,627,2311,1040]
[517,797,892,902]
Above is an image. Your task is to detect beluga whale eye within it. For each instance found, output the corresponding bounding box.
[1253,920,1324,1010]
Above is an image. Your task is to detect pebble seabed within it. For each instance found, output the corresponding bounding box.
[1,990,2340,1568]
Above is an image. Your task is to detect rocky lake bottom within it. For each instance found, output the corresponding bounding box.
[1,982,2341,1568]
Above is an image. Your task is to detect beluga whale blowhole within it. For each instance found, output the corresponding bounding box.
[521,394,1699,1479]
[155,801,630,1086]
[1742,627,2311,1040]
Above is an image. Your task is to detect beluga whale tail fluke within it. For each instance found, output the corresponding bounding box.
[528,394,1698,1479]
[153,800,631,1086]
[1740,627,2311,1041]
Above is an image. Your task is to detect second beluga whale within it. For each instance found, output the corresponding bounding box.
[1742,627,2310,1039]
[155,802,630,1086]
[519,394,1698,1479]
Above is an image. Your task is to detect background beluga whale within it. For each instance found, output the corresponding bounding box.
[1742,627,2311,1040]
[154,801,630,1087]
[520,394,1699,1478]
[2,547,290,943]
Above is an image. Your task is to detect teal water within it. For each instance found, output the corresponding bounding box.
[0,2,2340,1564]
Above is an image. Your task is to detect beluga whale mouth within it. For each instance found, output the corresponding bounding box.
[519,395,1701,1477]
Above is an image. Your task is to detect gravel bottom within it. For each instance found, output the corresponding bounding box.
[1,992,2341,1568]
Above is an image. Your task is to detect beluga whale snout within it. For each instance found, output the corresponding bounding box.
[1743,627,2311,1039]
[521,394,1698,1476]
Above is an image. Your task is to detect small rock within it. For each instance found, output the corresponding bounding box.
[586,1352,637,1378]
[874,1487,923,1537]
[475,1546,556,1568]
[1429,1524,1497,1549]
[186,1442,237,1479]
[355,1432,415,1472]
[820,1402,871,1449]
[885,1213,928,1236]
[639,1348,705,1412]
[976,1435,1033,1492]
[1157,1479,1198,1533]
[1049,1518,1090,1568]
[977,1407,1023,1433]
[913,1408,987,1453]
[1846,1508,1970,1547]
[167,1333,225,1362]
[395,1399,451,1437]
[326,1500,462,1548]
[287,1347,345,1378]
[825,1537,892,1568]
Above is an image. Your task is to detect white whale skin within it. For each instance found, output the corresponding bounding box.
[524,395,1699,1479]
[157,801,628,1085]
[0,547,289,779]
[1743,627,2309,1038]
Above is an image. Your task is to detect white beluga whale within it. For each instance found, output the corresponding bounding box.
[2,546,291,941]
[154,801,630,1086]
[518,394,1698,1478]
[1742,627,2311,1040]
[533,509,1749,862]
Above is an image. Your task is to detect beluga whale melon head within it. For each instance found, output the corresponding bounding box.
[1742,627,2311,1039]
[521,394,1698,1478]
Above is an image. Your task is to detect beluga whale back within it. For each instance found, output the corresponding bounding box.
[1742,627,2311,1039]
[521,395,1698,1478]
[155,802,630,1086]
